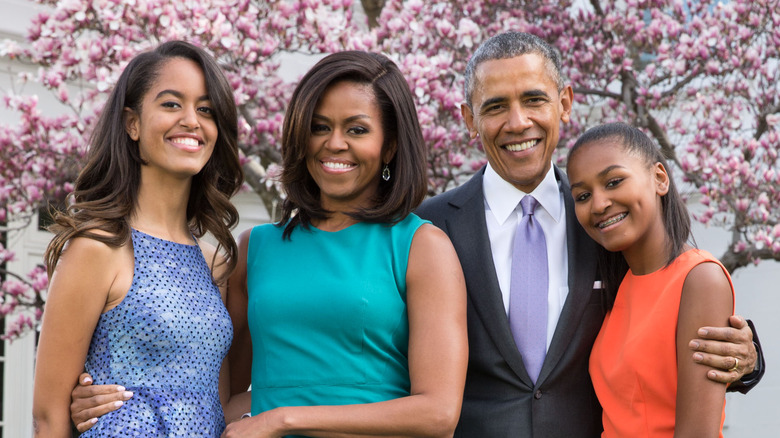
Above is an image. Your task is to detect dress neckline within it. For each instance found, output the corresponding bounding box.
[309,221,367,234]
[131,227,199,247]
[627,248,699,277]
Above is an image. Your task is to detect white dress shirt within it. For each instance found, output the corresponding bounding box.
[483,163,569,351]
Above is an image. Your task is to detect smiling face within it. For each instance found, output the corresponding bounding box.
[462,54,573,193]
[567,138,670,258]
[124,57,217,181]
[306,80,391,212]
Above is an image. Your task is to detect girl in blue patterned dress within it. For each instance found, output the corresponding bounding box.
[33,41,242,437]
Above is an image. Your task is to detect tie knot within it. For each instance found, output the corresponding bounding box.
[520,195,539,216]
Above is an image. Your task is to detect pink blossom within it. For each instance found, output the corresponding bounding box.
[3,281,28,298]
[0,0,777,339]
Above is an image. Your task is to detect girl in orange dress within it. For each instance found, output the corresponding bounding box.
[566,122,734,438]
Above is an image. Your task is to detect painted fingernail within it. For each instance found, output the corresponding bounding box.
[116,386,126,392]
[90,418,98,425]
[114,401,124,408]
[123,391,133,399]
[83,377,93,384]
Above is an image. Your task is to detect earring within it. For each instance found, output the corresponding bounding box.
[382,164,391,182]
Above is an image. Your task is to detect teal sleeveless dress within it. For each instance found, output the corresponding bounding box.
[246,214,428,429]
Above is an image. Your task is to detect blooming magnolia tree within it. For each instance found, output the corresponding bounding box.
[0,0,778,339]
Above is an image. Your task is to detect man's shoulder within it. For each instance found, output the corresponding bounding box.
[417,173,483,220]
[418,184,465,210]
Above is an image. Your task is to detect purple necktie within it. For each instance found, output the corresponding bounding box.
[509,195,548,383]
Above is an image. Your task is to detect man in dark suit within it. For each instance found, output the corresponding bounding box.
[416,31,762,437]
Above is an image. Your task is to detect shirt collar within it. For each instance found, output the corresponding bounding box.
[482,163,563,225]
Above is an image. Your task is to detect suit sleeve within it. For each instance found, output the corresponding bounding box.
[726,319,765,394]
[415,200,448,234]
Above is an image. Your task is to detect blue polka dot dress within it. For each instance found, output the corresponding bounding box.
[82,229,233,437]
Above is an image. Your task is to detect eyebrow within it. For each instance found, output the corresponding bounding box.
[311,113,372,123]
[155,89,210,102]
[569,164,626,189]
[478,89,551,112]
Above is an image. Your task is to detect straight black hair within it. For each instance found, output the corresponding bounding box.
[278,51,427,239]
[568,122,691,308]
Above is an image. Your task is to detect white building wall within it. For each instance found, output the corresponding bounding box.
[1,2,52,436]
[2,217,47,438]
[0,0,777,436]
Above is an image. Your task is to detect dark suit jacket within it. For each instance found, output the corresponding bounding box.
[416,166,605,437]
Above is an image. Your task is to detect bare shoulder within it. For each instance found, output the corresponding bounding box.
[59,234,126,266]
[680,261,734,322]
[236,227,252,249]
[50,234,131,307]
[226,228,253,320]
[199,239,218,259]
[198,240,224,267]
[410,223,454,252]
[408,223,463,285]
[228,228,253,288]
[683,261,733,299]
[234,228,253,268]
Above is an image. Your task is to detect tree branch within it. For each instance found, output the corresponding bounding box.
[645,112,679,165]
[719,245,780,274]
[573,87,621,100]
[755,103,780,139]
[649,72,672,87]
[589,0,604,16]
[236,103,283,219]
[0,267,36,288]
[660,67,701,99]
[360,0,385,28]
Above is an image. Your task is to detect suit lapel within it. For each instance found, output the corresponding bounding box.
[536,167,599,384]
[446,170,533,386]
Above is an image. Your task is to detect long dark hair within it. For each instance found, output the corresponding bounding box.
[568,122,691,308]
[278,51,427,238]
[45,41,242,284]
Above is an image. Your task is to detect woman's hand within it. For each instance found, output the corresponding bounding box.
[70,373,133,433]
[221,410,282,438]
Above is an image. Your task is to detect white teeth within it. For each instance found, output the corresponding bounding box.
[323,161,354,169]
[171,137,199,147]
[505,140,536,152]
[598,213,627,229]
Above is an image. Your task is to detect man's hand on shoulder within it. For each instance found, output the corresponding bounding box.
[689,315,757,383]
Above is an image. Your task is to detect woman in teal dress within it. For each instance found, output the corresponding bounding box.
[222,51,468,437]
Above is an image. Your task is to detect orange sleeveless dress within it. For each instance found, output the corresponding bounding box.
[589,249,734,437]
